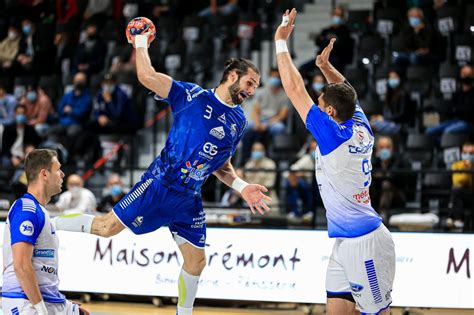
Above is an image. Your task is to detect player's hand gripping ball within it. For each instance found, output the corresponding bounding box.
[126,17,156,44]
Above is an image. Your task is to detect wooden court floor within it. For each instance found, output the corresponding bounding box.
[79,302,474,315]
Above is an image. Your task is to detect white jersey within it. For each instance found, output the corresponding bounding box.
[2,193,65,303]
[306,83,381,238]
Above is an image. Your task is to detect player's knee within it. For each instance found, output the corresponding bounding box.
[184,256,206,275]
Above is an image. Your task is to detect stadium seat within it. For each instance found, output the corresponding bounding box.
[465,5,474,33]
[344,67,368,98]
[374,66,389,99]
[440,133,469,149]
[404,133,435,167]
[374,7,401,36]
[269,134,300,163]
[438,63,458,97]
[346,10,371,34]
[358,34,384,65]
[453,34,474,64]
[405,66,433,96]
[436,6,462,35]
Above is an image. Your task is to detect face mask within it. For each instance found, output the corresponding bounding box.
[268,77,281,88]
[387,78,400,89]
[102,84,115,94]
[26,91,37,102]
[69,186,81,197]
[378,148,392,161]
[8,30,18,40]
[312,82,324,92]
[409,17,421,28]
[332,16,343,25]
[109,185,122,197]
[22,24,32,35]
[74,82,86,91]
[462,153,474,162]
[15,114,27,124]
[251,151,264,160]
[460,77,473,85]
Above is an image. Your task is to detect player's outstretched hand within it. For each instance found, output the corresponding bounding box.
[274,8,297,41]
[241,184,272,215]
[127,30,152,48]
[315,37,336,68]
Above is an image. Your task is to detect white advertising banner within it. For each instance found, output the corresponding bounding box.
[0,224,472,308]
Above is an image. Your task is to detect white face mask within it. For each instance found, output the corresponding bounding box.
[8,30,18,40]
[69,186,81,198]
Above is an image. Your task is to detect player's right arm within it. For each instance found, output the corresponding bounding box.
[12,242,44,306]
[131,34,173,99]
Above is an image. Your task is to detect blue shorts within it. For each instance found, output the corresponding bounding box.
[112,176,206,248]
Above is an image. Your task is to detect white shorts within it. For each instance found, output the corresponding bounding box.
[326,224,396,314]
[2,298,80,315]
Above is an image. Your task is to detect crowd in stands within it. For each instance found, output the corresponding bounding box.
[0,0,472,232]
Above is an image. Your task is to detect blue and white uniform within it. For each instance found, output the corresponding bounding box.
[113,80,246,248]
[2,193,79,314]
[306,82,395,314]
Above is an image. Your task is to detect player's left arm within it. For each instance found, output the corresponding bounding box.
[213,158,271,214]
[275,9,314,122]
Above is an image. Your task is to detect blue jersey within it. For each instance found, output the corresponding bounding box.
[146,80,247,196]
[306,81,382,238]
[2,193,65,303]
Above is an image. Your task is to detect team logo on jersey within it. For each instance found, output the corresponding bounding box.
[218,113,226,124]
[199,235,206,243]
[350,282,364,292]
[210,126,225,140]
[181,160,209,183]
[230,124,237,137]
[199,142,218,160]
[357,130,365,144]
[132,216,144,228]
[20,221,34,236]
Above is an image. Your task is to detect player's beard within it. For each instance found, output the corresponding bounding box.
[228,79,244,105]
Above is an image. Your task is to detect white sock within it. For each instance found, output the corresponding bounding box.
[177,269,199,314]
[52,213,94,233]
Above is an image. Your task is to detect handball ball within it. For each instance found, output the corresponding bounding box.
[126,17,156,44]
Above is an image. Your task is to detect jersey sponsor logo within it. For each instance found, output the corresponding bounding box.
[210,126,225,140]
[33,249,55,258]
[348,143,373,154]
[199,234,206,243]
[20,221,34,236]
[181,160,209,183]
[132,216,144,228]
[185,87,205,102]
[353,189,371,204]
[218,113,226,124]
[41,265,58,275]
[199,142,218,160]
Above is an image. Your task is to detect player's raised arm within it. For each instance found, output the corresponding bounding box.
[274,9,314,122]
[127,30,172,99]
[315,38,346,84]
[213,159,271,215]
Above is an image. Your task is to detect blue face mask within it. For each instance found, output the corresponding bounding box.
[26,91,37,102]
[312,82,324,92]
[16,114,27,124]
[387,78,400,89]
[332,16,343,25]
[462,153,474,162]
[109,185,122,197]
[409,17,421,28]
[22,24,32,35]
[268,77,281,88]
[378,148,392,161]
[251,151,265,160]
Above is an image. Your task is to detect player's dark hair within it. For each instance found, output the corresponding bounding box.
[25,149,57,184]
[322,83,356,122]
[219,58,260,84]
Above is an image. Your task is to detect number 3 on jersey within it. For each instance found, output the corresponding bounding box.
[204,105,212,119]
[362,158,372,187]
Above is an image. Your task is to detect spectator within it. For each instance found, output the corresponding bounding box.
[0,25,21,78]
[15,18,37,74]
[20,84,53,137]
[50,72,91,149]
[426,64,474,136]
[97,173,126,213]
[371,70,414,135]
[1,105,41,167]
[55,174,97,214]
[448,142,474,230]
[89,72,137,134]
[74,23,106,75]
[371,136,406,221]
[289,138,317,182]
[244,142,278,208]
[394,7,437,66]
[198,0,239,18]
[315,6,353,72]
[0,83,17,125]
[307,73,326,103]
[242,68,289,161]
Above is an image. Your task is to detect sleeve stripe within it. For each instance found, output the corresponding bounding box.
[20,198,36,213]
